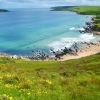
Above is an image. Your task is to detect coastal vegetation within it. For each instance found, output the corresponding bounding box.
[0,9,8,12]
[51,6,100,15]
[93,15,100,31]
[0,53,100,100]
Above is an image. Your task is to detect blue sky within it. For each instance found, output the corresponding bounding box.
[0,0,100,8]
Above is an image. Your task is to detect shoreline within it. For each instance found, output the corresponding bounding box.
[60,42,100,61]
[1,40,100,61]
[50,14,100,61]
[50,6,100,61]
[0,10,100,61]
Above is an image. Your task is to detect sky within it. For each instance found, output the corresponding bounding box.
[0,0,100,8]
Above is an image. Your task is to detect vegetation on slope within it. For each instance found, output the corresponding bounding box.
[51,6,100,15]
[64,6,100,15]
[0,53,100,100]
[93,15,100,31]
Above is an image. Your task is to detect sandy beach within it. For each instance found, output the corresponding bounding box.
[60,42,100,61]
[0,40,100,62]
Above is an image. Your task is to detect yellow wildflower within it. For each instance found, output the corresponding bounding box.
[27,92,30,95]
[37,90,41,95]
[46,80,52,85]
[6,74,11,77]
[5,84,10,88]
[0,76,2,79]
[9,97,14,100]
[5,84,12,88]
[3,94,7,97]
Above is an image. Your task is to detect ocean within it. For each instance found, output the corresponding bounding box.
[0,8,98,56]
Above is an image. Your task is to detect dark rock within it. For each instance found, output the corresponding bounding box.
[0,9,9,12]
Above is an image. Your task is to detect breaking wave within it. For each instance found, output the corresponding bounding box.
[48,33,95,51]
[69,27,75,30]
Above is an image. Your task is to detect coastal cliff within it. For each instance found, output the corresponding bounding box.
[0,9,8,12]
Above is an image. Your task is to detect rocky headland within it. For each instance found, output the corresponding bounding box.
[0,9,9,12]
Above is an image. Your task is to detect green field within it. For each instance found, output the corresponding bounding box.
[64,6,100,15]
[0,53,100,100]
[51,6,100,15]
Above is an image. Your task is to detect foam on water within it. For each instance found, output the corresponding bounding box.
[69,27,85,31]
[80,33,95,42]
[69,27,75,30]
[78,27,85,31]
[48,33,95,51]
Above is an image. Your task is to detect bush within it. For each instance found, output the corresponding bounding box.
[19,82,31,89]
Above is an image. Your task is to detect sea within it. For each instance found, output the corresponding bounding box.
[0,8,99,56]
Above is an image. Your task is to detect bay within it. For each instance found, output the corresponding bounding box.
[0,8,96,55]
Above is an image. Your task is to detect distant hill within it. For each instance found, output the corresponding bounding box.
[51,6,76,11]
[51,6,100,15]
[0,9,8,12]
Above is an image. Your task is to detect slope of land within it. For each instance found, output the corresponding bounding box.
[0,9,8,12]
[0,53,100,100]
[51,6,100,15]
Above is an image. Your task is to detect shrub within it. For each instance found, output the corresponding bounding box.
[2,76,15,84]
[19,82,31,89]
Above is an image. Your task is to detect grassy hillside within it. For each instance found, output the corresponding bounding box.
[51,6,100,15]
[66,6,100,15]
[0,53,100,100]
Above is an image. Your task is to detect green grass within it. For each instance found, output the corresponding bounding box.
[52,6,100,15]
[0,53,100,100]
[66,6,100,15]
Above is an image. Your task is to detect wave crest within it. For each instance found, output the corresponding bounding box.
[48,33,95,51]
[69,27,75,30]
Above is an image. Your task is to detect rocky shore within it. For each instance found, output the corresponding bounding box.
[77,16,100,35]
[1,39,100,61]
[48,15,100,60]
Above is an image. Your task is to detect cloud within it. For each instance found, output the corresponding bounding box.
[0,0,100,8]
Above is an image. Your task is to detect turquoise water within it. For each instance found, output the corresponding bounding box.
[0,8,97,55]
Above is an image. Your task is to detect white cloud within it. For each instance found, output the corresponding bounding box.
[0,0,100,8]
